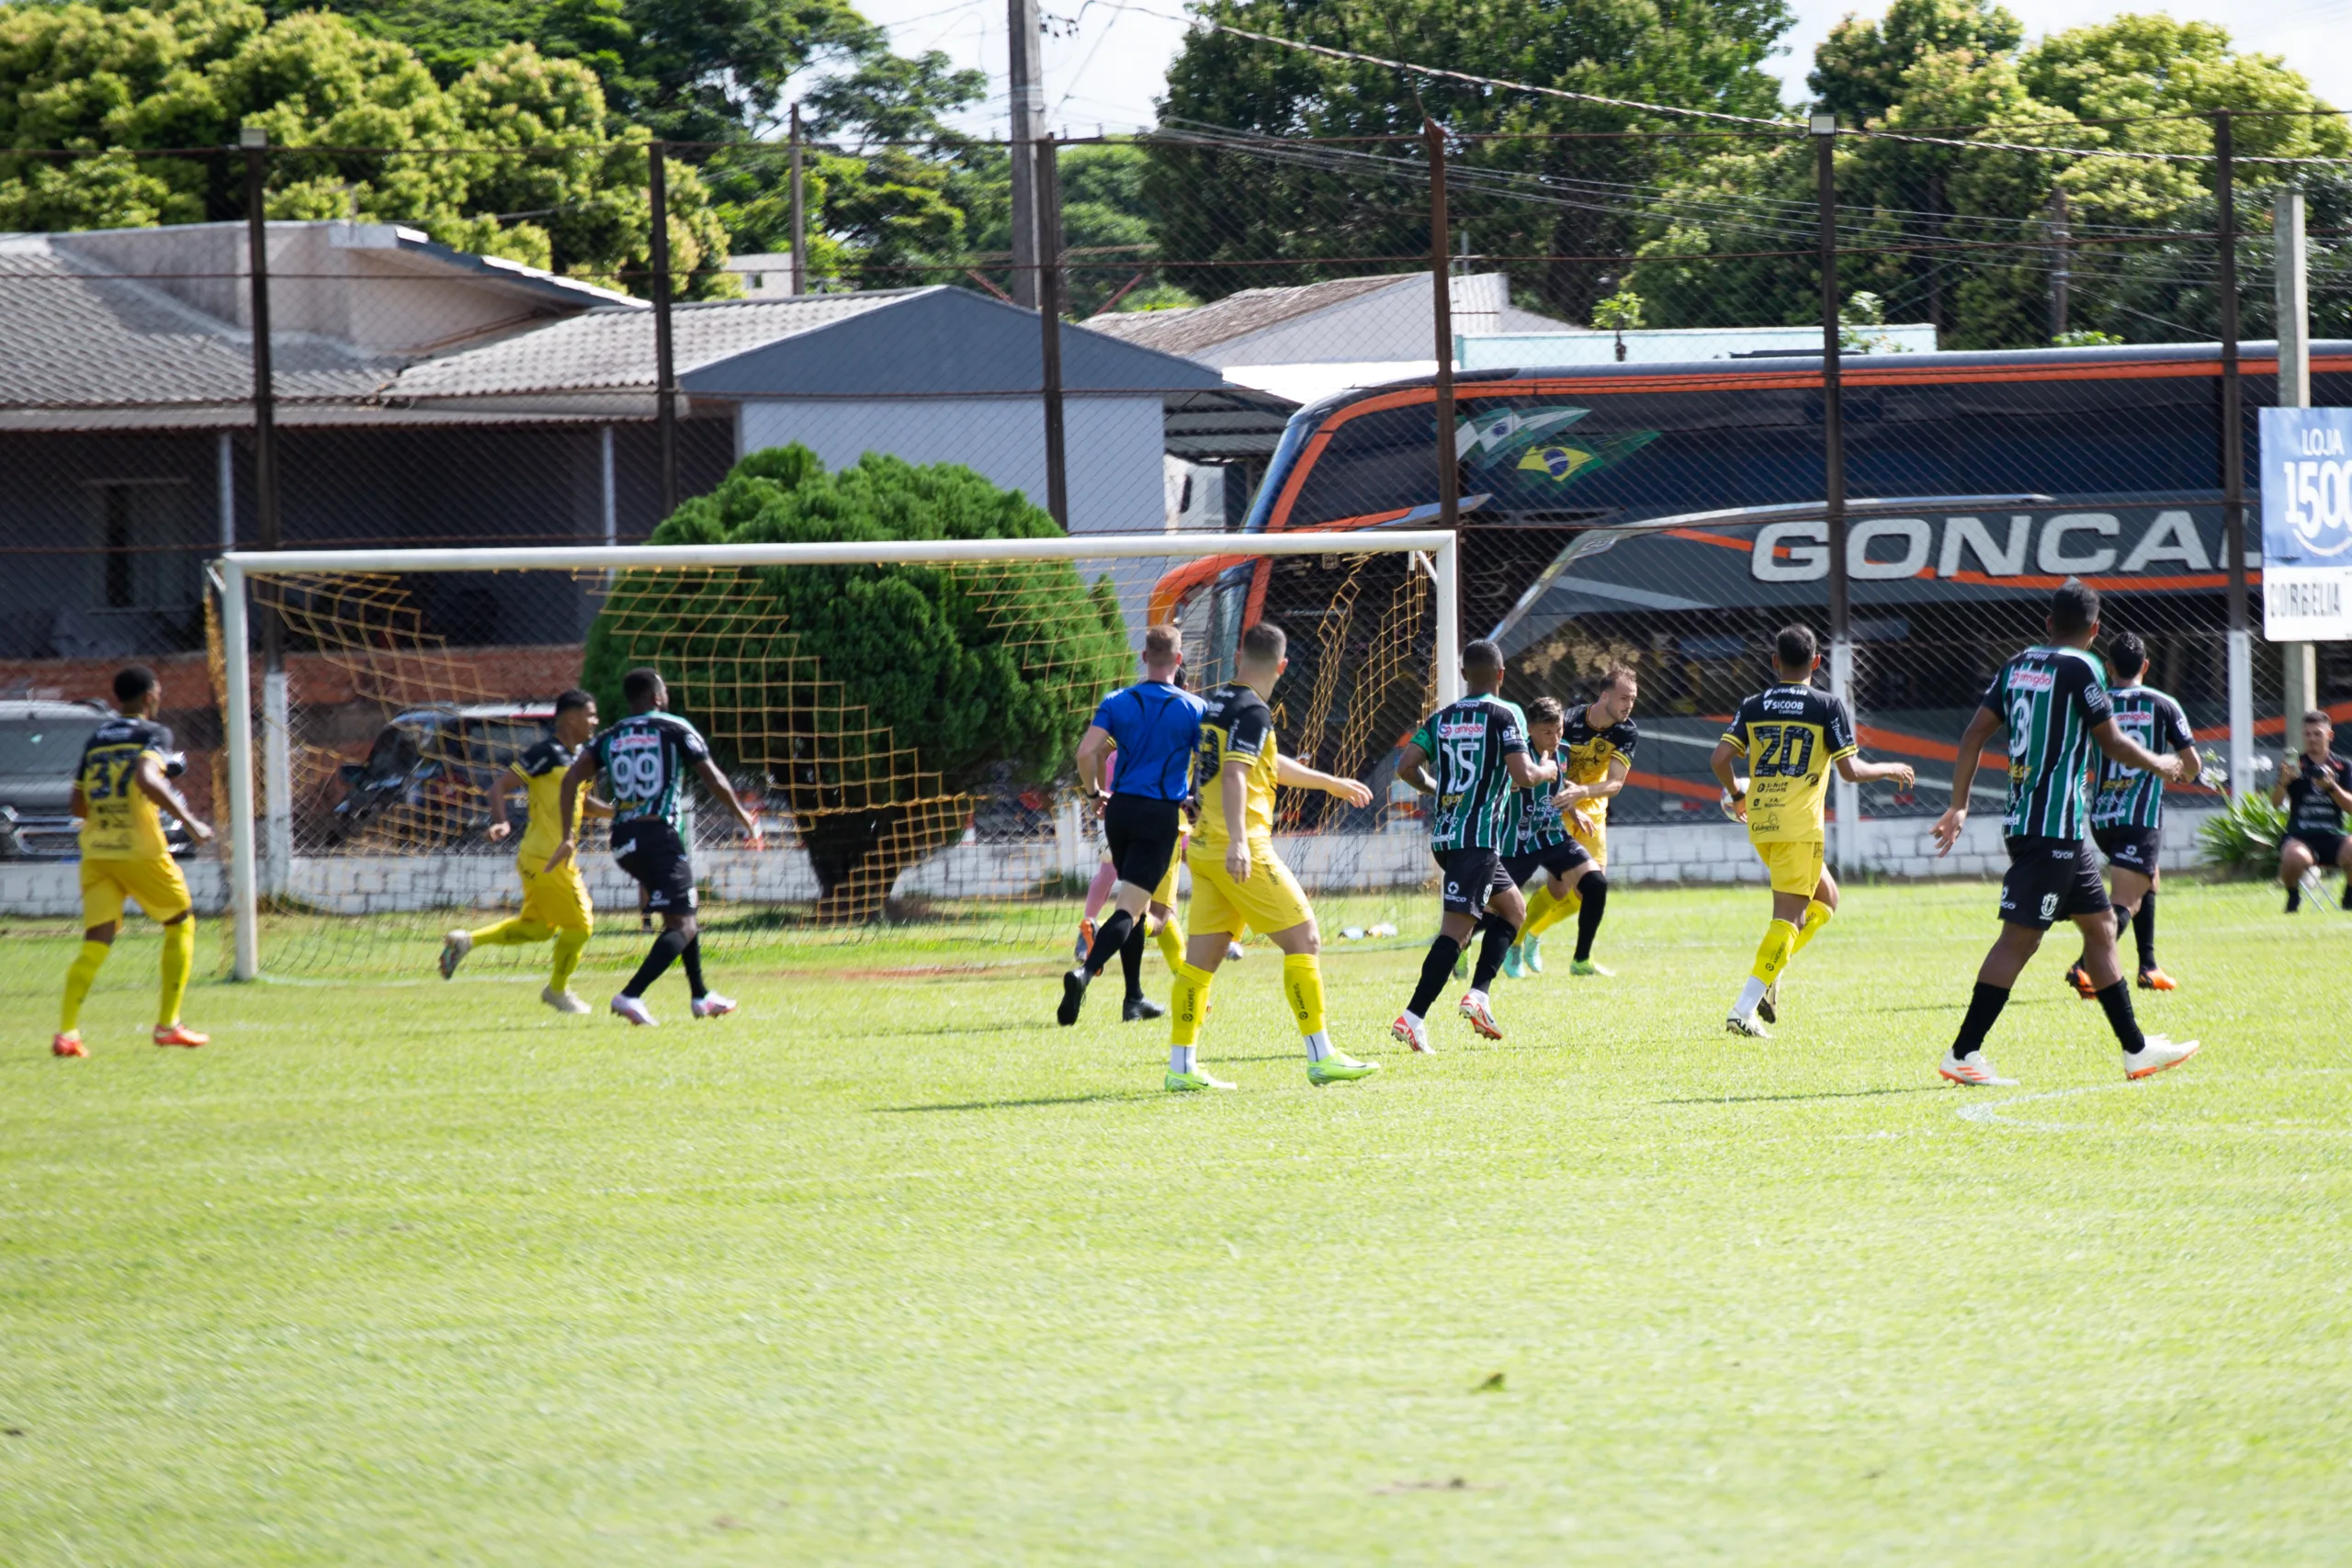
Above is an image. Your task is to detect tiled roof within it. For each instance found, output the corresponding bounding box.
[391,288,931,399]
[1081,275,1414,357]
[0,236,399,409]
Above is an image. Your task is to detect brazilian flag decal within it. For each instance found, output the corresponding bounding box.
[1487,428,1659,489]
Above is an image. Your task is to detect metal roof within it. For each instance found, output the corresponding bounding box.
[1080,276,1415,357]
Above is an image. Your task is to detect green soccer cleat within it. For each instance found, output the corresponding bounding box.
[1521,934,1544,974]
[1570,958,1613,977]
[1453,950,1470,981]
[1307,1053,1381,1086]
[1165,1066,1238,1092]
[1500,943,1527,980]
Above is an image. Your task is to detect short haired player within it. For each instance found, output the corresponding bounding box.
[1711,625,1914,1037]
[1931,580,2197,1086]
[439,690,613,1012]
[1508,667,1636,977]
[1162,623,1379,1091]
[548,668,763,1026]
[2062,632,2197,997]
[52,664,216,1056]
[2271,709,2352,914]
[1495,696,1610,985]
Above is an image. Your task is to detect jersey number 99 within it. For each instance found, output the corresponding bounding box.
[608,749,665,800]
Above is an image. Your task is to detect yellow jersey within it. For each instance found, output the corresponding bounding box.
[75,715,176,861]
[1192,681,1278,852]
[1719,683,1858,843]
[508,737,588,866]
[1559,702,1640,825]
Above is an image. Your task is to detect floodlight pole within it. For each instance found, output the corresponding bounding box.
[2277,185,2315,747]
[1815,114,1858,873]
[240,126,292,897]
[2216,111,2254,798]
[1035,134,1069,529]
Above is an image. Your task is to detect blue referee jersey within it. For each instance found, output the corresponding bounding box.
[1091,681,1205,801]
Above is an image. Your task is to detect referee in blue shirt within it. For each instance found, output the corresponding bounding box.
[1059,624,1206,1026]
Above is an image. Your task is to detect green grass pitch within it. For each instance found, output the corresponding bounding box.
[4,878,2349,1563]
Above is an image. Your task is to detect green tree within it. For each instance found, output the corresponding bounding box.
[0,0,733,294]
[1147,0,1793,321]
[583,446,1129,919]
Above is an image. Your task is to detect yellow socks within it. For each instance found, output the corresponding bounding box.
[550,928,590,993]
[158,919,194,1028]
[469,917,551,947]
[61,939,109,1033]
[1282,953,1327,1036]
[1749,919,1800,987]
[1789,899,1834,959]
[1154,915,1185,971]
[1169,960,1212,1047]
[1522,884,1579,941]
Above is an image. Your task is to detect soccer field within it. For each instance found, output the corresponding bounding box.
[4,879,2349,1563]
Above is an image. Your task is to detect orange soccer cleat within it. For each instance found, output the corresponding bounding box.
[2064,963,2098,999]
[2136,967,2179,992]
[152,1023,209,1048]
[51,1031,86,1058]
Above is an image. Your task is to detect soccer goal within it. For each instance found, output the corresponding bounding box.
[211,530,1461,981]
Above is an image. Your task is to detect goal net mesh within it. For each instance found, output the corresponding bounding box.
[210,547,1439,980]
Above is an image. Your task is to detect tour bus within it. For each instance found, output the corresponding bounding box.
[1158,343,2346,823]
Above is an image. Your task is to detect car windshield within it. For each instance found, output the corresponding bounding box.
[455,721,549,765]
[0,716,105,775]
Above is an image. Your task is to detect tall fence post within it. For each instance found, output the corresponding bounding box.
[239,126,291,898]
[650,140,678,517]
[1426,116,1461,671]
[2276,186,2315,739]
[788,104,807,297]
[2217,111,2253,797]
[1814,114,1857,873]
[1035,133,1069,530]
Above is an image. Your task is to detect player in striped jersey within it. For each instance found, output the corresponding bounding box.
[1391,639,1558,1050]
[1930,581,2199,1086]
[1507,668,1637,977]
[1495,697,1609,983]
[2063,632,2198,998]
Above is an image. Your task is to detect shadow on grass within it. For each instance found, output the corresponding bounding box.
[872,1090,1156,1114]
[1655,1085,1946,1106]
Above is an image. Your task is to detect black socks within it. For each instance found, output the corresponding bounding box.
[1471,913,1516,991]
[1083,909,1136,979]
[1408,935,1462,1019]
[1951,980,2011,1059]
[679,935,707,998]
[626,927,689,998]
[2132,891,2157,971]
[1574,872,1609,963]
[1119,919,1148,1001]
[2094,979,2147,1055]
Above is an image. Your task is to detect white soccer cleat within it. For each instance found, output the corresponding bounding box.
[1939,1050,2017,1086]
[1457,990,1503,1040]
[1390,1011,1434,1054]
[1227,941,1247,961]
[692,993,739,1019]
[438,929,471,980]
[1724,1011,1770,1040]
[610,993,657,1027]
[2124,1034,2199,1079]
[541,987,592,1015]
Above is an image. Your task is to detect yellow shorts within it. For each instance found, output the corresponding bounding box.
[1571,815,1607,866]
[1754,839,1826,898]
[518,861,594,932]
[1151,826,1190,908]
[80,854,191,927]
[1187,840,1311,937]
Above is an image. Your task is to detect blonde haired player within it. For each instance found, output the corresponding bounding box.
[1163,622,1379,1090]
[1710,625,1913,1037]
[439,690,612,1012]
[52,664,216,1057]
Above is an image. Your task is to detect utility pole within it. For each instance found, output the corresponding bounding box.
[788,103,807,297]
[2277,184,2315,741]
[2218,111,2252,798]
[239,126,292,897]
[1007,0,1045,309]
[1426,118,1458,536]
[650,140,677,516]
[1035,134,1068,529]
[1814,113,1857,874]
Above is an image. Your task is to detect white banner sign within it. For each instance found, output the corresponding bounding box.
[2262,406,2352,640]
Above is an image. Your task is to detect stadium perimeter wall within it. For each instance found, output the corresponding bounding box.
[0,811,2225,919]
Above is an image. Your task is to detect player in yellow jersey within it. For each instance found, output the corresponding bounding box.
[52,664,216,1057]
[1510,665,1638,978]
[1710,626,1913,1038]
[438,690,612,1012]
[1162,623,1379,1091]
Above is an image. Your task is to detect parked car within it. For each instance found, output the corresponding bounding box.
[328,704,557,850]
[0,698,195,858]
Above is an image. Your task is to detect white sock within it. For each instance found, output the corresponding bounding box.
[1170,1045,1195,1075]
[1465,988,1488,1008]
[1304,1030,1332,1063]
[1402,1010,1424,1026]
[1733,976,1767,1020]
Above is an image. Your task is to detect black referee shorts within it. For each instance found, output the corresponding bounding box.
[1998,835,2109,931]
[1103,794,1183,895]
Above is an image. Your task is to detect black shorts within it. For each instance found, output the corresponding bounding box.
[1434,846,1516,918]
[1503,838,1591,889]
[2091,824,2162,875]
[1998,836,2109,931]
[614,821,697,913]
[2285,828,2349,868]
[1103,794,1183,894]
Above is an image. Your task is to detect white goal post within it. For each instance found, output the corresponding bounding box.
[217,530,1462,980]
